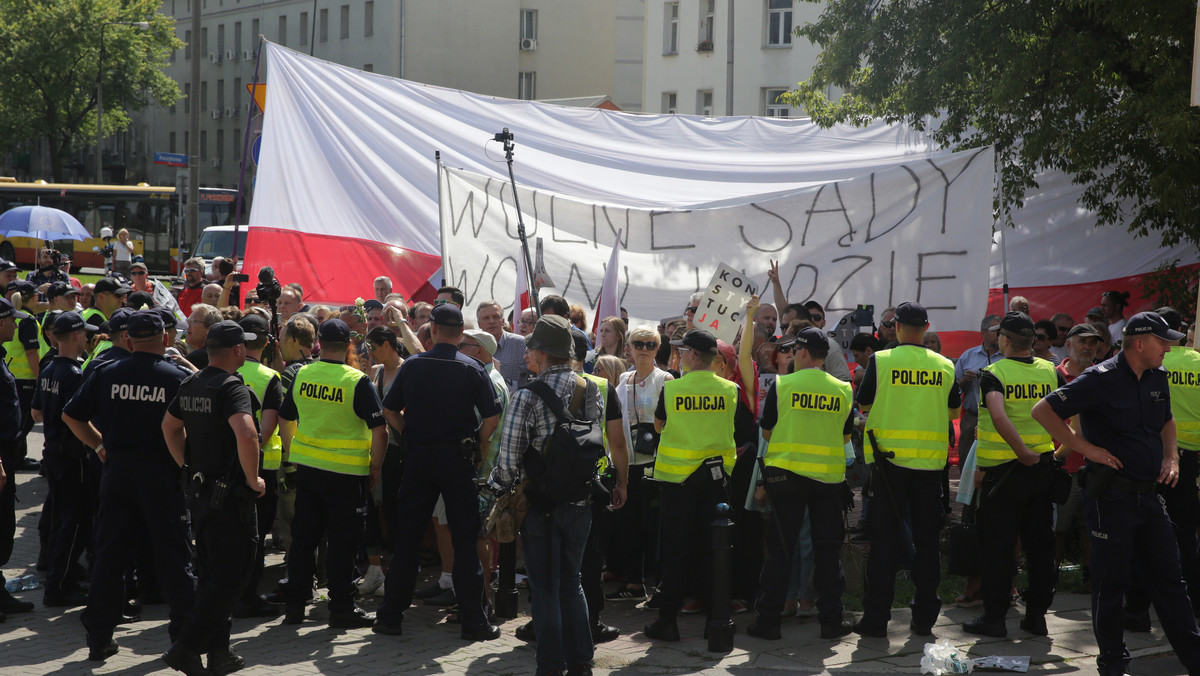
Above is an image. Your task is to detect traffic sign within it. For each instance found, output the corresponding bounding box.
[154,151,188,167]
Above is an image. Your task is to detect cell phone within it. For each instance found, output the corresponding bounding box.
[232,274,250,283]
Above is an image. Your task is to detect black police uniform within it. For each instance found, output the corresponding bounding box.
[33,346,93,602]
[168,364,258,660]
[0,338,25,611]
[64,319,196,655]
[375,341,501,631]
[237,355,285,617]
[11,302,42,465]
[1045,349,1200,675]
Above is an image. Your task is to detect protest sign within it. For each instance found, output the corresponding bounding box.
[695,263,759,344]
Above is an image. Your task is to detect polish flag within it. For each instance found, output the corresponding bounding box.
[514,247,532,319]
[592,230,623,334]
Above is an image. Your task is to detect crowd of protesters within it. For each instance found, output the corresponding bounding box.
[0,249,1197,676]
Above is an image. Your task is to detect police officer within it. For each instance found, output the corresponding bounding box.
[62,310,196,662]
[1033,311,1200,675]
[279,318,387,629]
[749,327,855,641]
[273,316,317,556]
[161,320,266,676]
[82,307,133,376]
[5,280,47,469]
[82,277,130,330]
[963,312,1065,638]
[31,312,98,607]
[854,301,960,638]
[373,304,502,641]
[0,298,36,620]
[232,313,285,619]
[644,328,738,642]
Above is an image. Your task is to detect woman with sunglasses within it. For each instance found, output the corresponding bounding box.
[1032,320,1061,365]
[357,326,407,597]
[607,326,673,603]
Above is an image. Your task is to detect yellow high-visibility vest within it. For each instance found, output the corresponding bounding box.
[864,345,956,470]
[766,368,852,484]
[975,357,1057,467]
[653,370,737,484]
[289,361,372,476]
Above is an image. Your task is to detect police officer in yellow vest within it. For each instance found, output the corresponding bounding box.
[962,311,1065,638]
[644,329,738,642]
[233,313,286,619]
[749,327,856,641]
[854,301,960,638]
[5,281,48,469]
[279,318,388,629]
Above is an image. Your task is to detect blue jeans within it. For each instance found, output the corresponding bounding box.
[522,503,593,676]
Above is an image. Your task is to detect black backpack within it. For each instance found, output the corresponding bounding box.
[521,376,606,507]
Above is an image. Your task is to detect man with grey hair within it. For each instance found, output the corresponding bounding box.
[684,291,703,331]
[954,313,1002,466]
[476,299,529,389]
[373,276,393,303]
[201,283,223,308]
[183,304,223,370]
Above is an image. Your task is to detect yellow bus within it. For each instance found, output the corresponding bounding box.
[0,179,240,273]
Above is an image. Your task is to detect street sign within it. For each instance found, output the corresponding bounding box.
[251,135,262,167]
[154,151,188,167]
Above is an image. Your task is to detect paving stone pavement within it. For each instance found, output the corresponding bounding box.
[0,429,1187,675]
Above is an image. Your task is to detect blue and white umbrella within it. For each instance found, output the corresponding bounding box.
[0,205,91,242]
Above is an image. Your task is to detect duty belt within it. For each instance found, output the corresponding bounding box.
[1105,474,1157,494]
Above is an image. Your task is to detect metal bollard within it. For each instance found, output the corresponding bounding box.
[495,540,519,619]
[706,502,735,653]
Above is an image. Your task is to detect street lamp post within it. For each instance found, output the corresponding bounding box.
[96,21,150,184]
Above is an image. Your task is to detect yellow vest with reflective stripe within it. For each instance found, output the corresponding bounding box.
[864,345,956,470]
[3,316,46,379]
[1164,346,1200,450]
[239,359,284,470]
[289,361,372,476]
[975,357,1057,467]
[582,373,611,473]
[653,370,737,483]
[80,308,108,369]
[766,368,852,484]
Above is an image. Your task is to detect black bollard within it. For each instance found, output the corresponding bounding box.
[495,540,519,619]
[706,502,735,653]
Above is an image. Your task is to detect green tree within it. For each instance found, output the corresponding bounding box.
[0,0,182,181]
[787,0,1200,247]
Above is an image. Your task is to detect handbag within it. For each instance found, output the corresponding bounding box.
[485,480,530,544]
[946,504,983,576]
[629,373,661,458]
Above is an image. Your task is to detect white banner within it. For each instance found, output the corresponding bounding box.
[439,147,994,333]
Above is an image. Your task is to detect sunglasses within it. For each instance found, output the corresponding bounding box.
[183,268,201,274]
[777,344,795,354]
[457,341,479,350]
[131,270,147,276]
[685,306,698,314]
[810,314,824,321]
[433,299,449,306]
[1035,333,1049,341]
[632,340,658,350]
[881,319,896,328]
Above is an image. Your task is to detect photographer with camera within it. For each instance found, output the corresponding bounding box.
[26,248,70,289]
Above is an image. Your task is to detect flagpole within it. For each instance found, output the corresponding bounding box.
[436,150,446,288]
[232,34,265,258]
[496,129,540,317]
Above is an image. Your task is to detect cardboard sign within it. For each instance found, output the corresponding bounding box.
[695,263,759,344]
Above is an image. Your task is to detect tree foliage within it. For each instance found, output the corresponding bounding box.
[787,0,1200,248]
[0,0,182,181]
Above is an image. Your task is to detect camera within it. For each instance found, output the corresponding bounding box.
[255,266,282,302]
[494,128,514,143]
[854,304,874,334]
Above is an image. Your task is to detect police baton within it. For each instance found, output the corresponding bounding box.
[985,461,1019,500]
[865,430,905,526]
[756,456,792,561]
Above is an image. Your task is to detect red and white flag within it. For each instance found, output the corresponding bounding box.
[591,230,623,334]
[514,246,532,319]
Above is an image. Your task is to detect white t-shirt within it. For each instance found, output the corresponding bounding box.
[115,239,134,262]
[1108,318,1126,345]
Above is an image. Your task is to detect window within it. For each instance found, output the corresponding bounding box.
[518,72,536,100]
[217,24,225,54]
[364,2,374,37]
[340,5,349,39]
[363,63,374,72]
[252,19,260,48]
[520,9,537,41]
[319,8,328,42]
[300,12,309,45]
[698,90,713,116]
[200,81,208,111]
[169,132,177,154]
[216,79,225,109]
[184,29,191,60]
[278,15,287,46]
[765,88,790,117]
[662,91,677,113]
[202,27,208,53]
[184,131,189,155]
[233,128,241,159]
[701,0,715,43]
[200,131,207,159]
[234,78,242,107]
[234,22,242,52]
[216,130,224,160]
[664,2,679,54]
[184,82,191,113]
[767,0,792,46]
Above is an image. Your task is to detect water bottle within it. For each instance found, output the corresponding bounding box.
[3,577,18,593]
[21,573,40,591]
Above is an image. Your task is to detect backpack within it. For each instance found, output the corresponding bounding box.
[521,376,606,507]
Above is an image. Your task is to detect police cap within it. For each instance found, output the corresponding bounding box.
[670,328,719,355]
[431,304,464,327]
[155,307,186,332]
[207,319,255,348]
[239,313,269,336]
[47,281,78,299]
[0,259,16,272]
[1124,311,1185,342]
[894,301,928,326]
[1155,306,1184,331]
[319,318,351,343]
[363,299,384,312]
[103,307,135,334]
[53,311,99,334]
[126,290,155,310]
[127,309,165,338]
[999,311,1035,338]
[6,279,36,297]
[791,326,828,353]
[0,298,31,321]
[94,277,131,296]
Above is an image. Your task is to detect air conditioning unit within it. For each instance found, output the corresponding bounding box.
[520,38,537,51]
[207,52,220,63]
[210,158,223,168]
[224,50,237,61]
[224,107,235,118]
[241,50,253,61]
[242,102,252,113]
[209,109,221,119]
